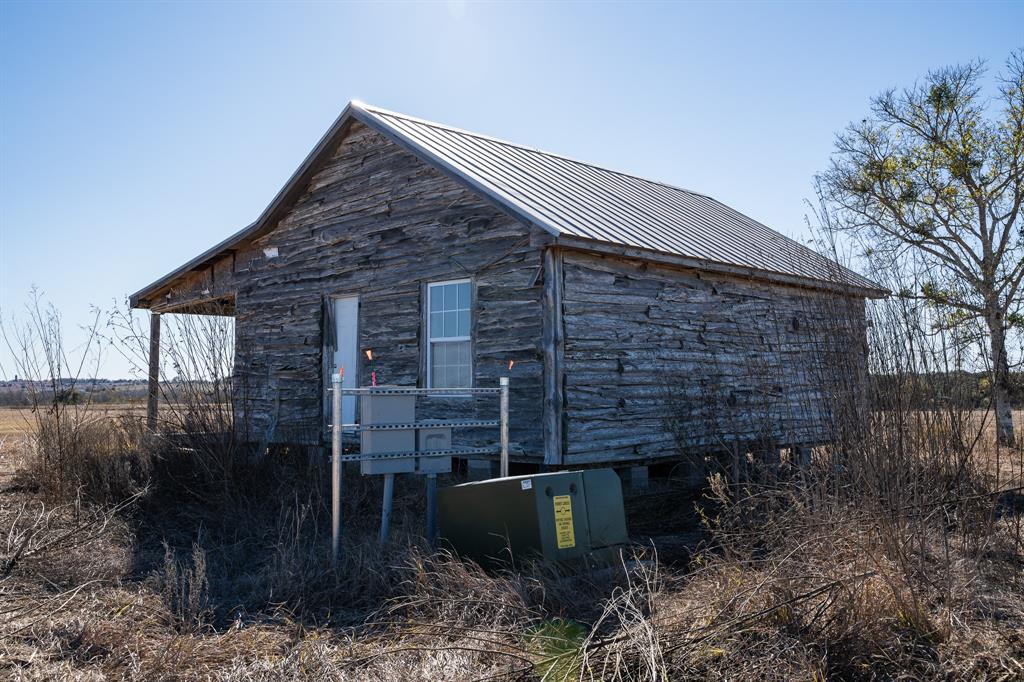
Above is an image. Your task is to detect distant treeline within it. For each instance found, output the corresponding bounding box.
[870,370,1023,409]
[2,372,1019,410]
[0,381,148,407]
[0,379,225,407]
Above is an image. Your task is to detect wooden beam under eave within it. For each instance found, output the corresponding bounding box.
[541,247,566,466]
[149,293,237,316]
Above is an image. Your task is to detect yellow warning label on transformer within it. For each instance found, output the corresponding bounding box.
[553,495,576,549]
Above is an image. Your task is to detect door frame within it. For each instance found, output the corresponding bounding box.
[326,294,360,431]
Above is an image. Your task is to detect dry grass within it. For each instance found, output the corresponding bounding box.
[0,388,1021,681]
[978,410,1024,485]
[1,295,1021,679]
[1,412,1022,680]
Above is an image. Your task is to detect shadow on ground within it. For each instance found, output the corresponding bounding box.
[125,449,713,632]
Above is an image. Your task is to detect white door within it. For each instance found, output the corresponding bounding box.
[332,296,359,426]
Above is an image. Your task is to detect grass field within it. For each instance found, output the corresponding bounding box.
[0,404,145,436]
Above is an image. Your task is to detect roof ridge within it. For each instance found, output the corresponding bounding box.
[356,102,712,200]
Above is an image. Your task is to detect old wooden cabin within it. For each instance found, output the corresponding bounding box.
[131,102,885,474]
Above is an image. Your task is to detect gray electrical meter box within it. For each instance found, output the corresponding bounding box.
[358,391,453,475]
[416,420,452,474]
[359,392,415,475]
[438,469,629,566]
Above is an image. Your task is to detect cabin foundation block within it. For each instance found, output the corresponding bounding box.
[681,456,708,488]
[617,465,649,491]
[467,459,498,481]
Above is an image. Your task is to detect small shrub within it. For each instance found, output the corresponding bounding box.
[161,540,211,633]
[523,618,588,681]
[31,412,151,503]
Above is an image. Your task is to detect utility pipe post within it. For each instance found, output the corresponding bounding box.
[331,371,343,565]
[379,473,395,545]
[499,376,510,478]
[425,473,438,546]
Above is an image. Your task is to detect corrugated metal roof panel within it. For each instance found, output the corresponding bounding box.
[358,104,880,292]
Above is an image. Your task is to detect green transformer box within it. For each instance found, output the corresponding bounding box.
[438,469,629,566]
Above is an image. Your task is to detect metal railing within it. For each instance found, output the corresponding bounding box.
[329,375,510,564]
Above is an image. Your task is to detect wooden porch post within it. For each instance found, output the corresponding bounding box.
[146,312,161,433]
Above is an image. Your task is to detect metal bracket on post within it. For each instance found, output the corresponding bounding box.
[331,371,343,566]
[500,376,510,478]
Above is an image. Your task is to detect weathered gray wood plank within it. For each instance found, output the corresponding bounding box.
[541,247,565,466]
[561,251,866,461]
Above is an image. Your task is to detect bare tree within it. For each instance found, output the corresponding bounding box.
[821,51,1023,445]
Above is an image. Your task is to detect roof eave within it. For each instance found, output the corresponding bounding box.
[131,101,566,308]
[131,101,367,308]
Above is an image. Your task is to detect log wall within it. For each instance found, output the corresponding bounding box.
[560,251,867,464]
[230,122,546,454]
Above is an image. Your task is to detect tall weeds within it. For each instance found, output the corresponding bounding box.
[644,269,1024,678]
[1,291,151,503]
[2,277,1021,679]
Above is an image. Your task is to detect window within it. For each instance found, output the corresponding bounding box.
[427,279,471,389]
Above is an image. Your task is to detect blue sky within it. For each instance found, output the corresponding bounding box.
[1,1,1021,378]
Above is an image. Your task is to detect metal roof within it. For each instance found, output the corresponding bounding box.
[358,104,881,293]
[131,101,884,307]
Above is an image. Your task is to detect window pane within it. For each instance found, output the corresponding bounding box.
[443,311,458,337]
[457,282,470,308]
[430,286,442,313]
[434,366,449,389]
[430,345,443,387]
[429,311,443,339]
[457,310,470,336]
[443,284,457,309]
[431,342,446,388]
[430,340,470,388]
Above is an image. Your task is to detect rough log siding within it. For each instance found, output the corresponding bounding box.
[231,121,546,454]
[561,251,867,464]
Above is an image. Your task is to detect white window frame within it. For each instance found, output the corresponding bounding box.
[426,278,473,390]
